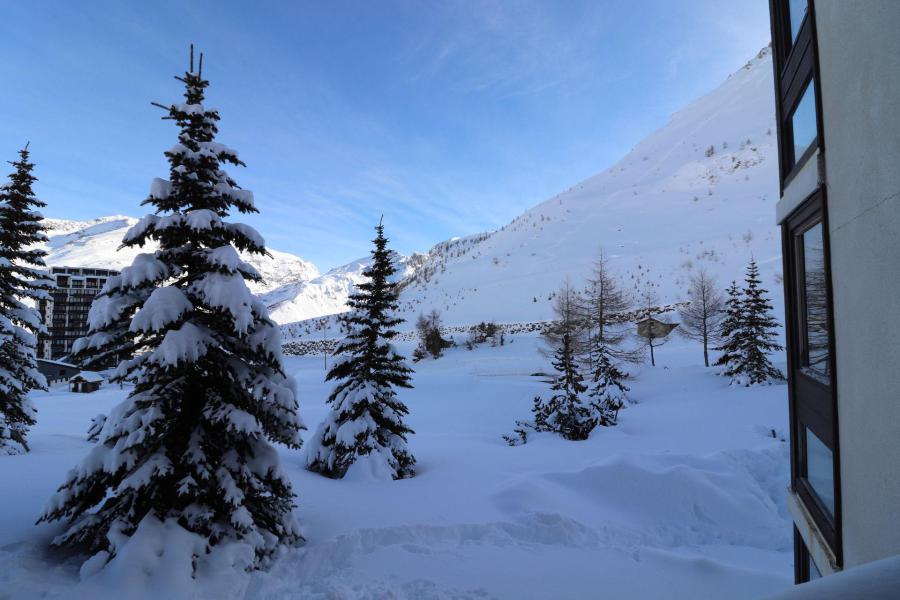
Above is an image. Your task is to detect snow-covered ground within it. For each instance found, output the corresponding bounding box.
[0,334,792,599]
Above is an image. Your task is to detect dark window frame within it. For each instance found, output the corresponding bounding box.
[782,189,842,566]
[769,0,825,190]
[794,528,823,583]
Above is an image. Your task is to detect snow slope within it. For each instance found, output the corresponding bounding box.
[262,253,426,324]
[0,335,792,599]
[387,47,778,327]
[40,215,320,296]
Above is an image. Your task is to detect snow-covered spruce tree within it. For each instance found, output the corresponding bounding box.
[713,281,744,378]
[542,330,593,440]
[38,50,304,568]
[0,145,50,454]
[736,259,784,385]
[305,221,415,480]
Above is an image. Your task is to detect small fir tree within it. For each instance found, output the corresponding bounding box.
[505,284,596,444]
[588,345,628,426]
[713,281,744,377]
[38,48,304,568]
[714,261,784,386]
[305,221,416,480]
[0,145,51,454]
[737,259,784,384]
[540,331,593,440]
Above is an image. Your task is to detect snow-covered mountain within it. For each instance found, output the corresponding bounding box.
[46,47,780,330]
[388,46,780,326]
[277,47,780,331]
[41,215,320,296]
[263,252,428,324]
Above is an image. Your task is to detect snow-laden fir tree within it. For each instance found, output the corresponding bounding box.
[0,145,50,454]
[713,281,744,377]
[714,261,784,386]
[735,259,784,385]
[305,221,415,480]
[38,49,304,568]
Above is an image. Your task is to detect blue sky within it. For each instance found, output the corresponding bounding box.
[0,1,770,270]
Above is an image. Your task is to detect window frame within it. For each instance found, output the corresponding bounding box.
[769,0,825,189]
[794,527,823,583]
[782,190,842,565]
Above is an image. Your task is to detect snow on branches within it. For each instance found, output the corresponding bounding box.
[305,222,416,480]
[0,145,50,454]
[40,48,304,572]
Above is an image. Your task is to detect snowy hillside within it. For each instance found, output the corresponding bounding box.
[263,234,490,324]
[389,47,780,327]
[40,46,780,331]
[40,215,320,296]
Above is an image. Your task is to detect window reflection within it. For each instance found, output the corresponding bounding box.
[791,80,818,165]
[803,223,829,380]
[789,0,808,43]
[806,428,835,518]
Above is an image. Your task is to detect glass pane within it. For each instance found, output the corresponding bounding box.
[789,0,808,42]
[791,80,818,164]
[803,223,830,379]
[806,428,835,518]
[809,553,822,580]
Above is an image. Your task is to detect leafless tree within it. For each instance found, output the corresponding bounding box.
[678,269,726,367]
[582,252,642,365]
[542,280,588,358]
[637,284,670,367]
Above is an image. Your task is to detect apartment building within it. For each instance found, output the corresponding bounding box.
[767,0,900,587]
[38,266,118,360]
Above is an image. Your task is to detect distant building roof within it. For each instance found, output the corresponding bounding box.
[37,358,78,368]
[69,371,104,383]
[636,316,679,339]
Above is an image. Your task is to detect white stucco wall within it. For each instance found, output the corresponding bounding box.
[814,0,900,569]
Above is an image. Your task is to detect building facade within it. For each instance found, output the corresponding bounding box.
[768,0,900,585]
[38,266,118,360]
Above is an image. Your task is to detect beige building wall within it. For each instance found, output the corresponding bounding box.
[814,0,900,569]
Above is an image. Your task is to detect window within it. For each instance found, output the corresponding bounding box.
[805,427,835,517]
[790,80,818,168]
[794,528,823,583]
[788,0,808,43]
[802,222,829,380]
[770,0,820,185]
[784,192,841,564]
